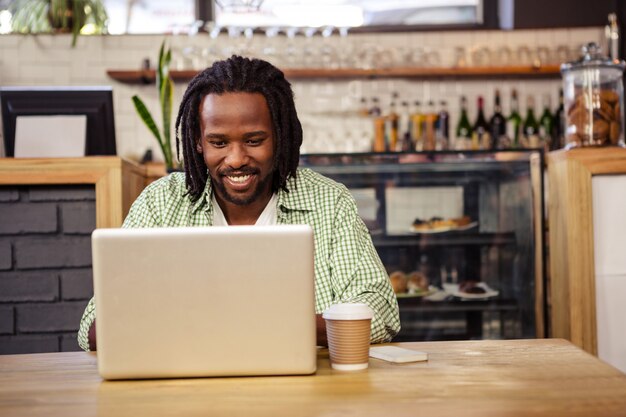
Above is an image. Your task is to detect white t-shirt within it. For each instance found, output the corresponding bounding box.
[211,193,278,226]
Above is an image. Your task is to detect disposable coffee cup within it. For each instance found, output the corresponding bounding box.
[322,303,374,371]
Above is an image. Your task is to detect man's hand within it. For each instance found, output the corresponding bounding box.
[316,314,327,346]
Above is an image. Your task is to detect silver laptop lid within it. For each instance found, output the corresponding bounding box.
[92,225,317,379]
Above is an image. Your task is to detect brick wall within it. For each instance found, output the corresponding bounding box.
[0,185,95,354]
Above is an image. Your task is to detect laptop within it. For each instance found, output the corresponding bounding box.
[91,225,317,380]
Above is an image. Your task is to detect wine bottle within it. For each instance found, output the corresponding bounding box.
[455,96,472,149]
[386,101,399,152]
[489,89,507,149]
[370,97,381,117]
[473,96,490,150]
[507,89,523,148]
[373,117,386,152]
[423,100,437,151]
[411,100,424,151]
[551,89,565,150]
[539,94,554,151]
[437,100,449,150]
[357,97,369,117]
[371,97,385,152]
[399,101,413,151]
[523,95,540,148]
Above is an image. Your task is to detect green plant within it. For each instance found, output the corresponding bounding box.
[9,0,108,47]
[132,41,176,170]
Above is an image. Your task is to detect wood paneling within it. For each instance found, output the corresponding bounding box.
[547,147,626,355]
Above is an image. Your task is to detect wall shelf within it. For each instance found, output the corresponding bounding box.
[106,65,561,84]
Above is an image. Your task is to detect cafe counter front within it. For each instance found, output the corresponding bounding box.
[0,157,149,355]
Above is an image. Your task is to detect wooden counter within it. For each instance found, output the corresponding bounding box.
[0,339,625,417]
[0,157,146,228]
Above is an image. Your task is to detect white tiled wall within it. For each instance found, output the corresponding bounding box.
[592,175,626,374]
[0,27,603,162]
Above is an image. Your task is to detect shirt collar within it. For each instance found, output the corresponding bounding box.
[277,168,316,213]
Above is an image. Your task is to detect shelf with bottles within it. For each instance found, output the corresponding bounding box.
[106,65,561,84]
[345,87,565,155]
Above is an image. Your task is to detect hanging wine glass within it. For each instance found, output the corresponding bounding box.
[262,26,280,63]
[284,27,300,68]
[202,23,223,66]
[320,26,338,69]
[302,27,318,68]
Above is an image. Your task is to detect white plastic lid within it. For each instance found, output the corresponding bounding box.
[322,303,374,320]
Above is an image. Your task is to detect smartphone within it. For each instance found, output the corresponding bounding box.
[369,346,428,363]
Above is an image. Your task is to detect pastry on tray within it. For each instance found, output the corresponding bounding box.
[448,281,499,300]
[458,280,487,294]
[389,270,430,296]
[389,271,408,294]
[406,271,429,293]
[411,215,472,232]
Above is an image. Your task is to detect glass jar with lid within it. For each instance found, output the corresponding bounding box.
[560,42,626,148]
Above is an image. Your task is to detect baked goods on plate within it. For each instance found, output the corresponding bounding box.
[389,270,435,298]
[443,281,499,300]
[410,216,477,233]
[389,271,408,294]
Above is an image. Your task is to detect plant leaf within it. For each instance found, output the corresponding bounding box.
[162,47,172,80]
[132,96,163,144]
[156,41,165,94]
[160,77,174,166]
[72,0,85,47]
[132,95,173,168]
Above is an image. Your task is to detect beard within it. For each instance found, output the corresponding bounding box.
[209,167,273,206]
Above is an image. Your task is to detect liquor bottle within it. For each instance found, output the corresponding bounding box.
[411,101,424,150]
[473,96,490,149]
[373,117,386,152]
[371,97,386,152]
[386,101,399,152]
[455,96,472,149]
[398,101,413,151]
[523,95,540,148]
[423,100,437,151]
[606,13,620,61]
[507,89,523,148]
[538,94,554,151]
[370,97,381,117]
[489,89,507,149]
[357,97,370,117]
[552,89,565,151]
[436,100,449,150]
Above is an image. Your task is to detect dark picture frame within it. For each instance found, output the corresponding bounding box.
[0,86,117,157]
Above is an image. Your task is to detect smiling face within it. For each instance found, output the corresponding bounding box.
[196,92,275,214]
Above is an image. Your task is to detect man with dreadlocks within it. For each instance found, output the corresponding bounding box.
[78,55,400,352]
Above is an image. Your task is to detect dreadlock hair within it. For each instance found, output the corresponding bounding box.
[175,55,303,201]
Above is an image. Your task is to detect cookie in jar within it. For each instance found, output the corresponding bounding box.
[561,42,625,148]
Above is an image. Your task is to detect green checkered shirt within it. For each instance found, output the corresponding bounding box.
[78,168,400,350]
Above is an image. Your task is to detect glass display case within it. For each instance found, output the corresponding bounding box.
[300,150,545,342]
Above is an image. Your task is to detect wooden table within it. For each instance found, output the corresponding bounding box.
[1,339,625,417]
